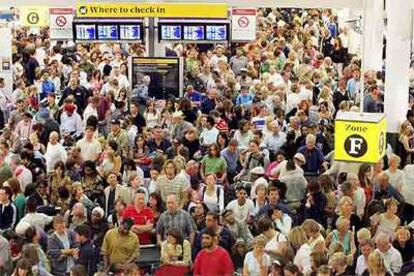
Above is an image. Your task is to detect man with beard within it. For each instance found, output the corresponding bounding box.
[193,229,234,276]
[192,211,234,258]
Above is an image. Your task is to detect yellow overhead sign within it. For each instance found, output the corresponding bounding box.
[76,3,228,18]
[21,7,49,27]
[335,112,386,163]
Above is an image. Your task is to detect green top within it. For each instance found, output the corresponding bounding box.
[14,193,26,221]
[202,156,227,175]
[0,163,12,186]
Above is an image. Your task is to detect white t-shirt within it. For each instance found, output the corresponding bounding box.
[294,244,312,275]
[299,87,313,102]
[225,199,254,223]
[243,251,271,276]
[76,138,102,161]
[265,231,287,254]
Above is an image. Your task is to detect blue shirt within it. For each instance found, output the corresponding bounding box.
[221,147,240,174]
[185,91,204,102]
[236,94,254,106]
[41,80,55,100]
[297,146,325,174]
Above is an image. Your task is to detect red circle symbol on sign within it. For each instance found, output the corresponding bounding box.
[56,16,67,27]
[238,16,249,28]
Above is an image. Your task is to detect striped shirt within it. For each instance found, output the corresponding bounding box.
[157,174,188,206]
[155,209,196,240]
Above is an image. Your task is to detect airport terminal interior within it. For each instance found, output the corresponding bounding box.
[0,0,414,275]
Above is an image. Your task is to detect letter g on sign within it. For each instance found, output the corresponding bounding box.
[344,134,367,158]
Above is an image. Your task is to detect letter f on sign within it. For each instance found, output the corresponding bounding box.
[349,137,363,154]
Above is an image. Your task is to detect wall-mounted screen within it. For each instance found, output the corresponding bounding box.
[120,25,141,40]
[161,25,181,40]
[75,24,96,40]
[97,25,118,40]
[183,25,204,40]
[206,25,227,41]
[73,20,143,42]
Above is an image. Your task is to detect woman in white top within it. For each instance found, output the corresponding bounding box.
[384,154,405,191]
[143,100,160,128]
[201,174,224,213]
[44,131,67,174]
[289,226,312,275]
[243,236,271,276]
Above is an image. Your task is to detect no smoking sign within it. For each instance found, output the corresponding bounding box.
[55,16,67,28]
[238,16,249,28]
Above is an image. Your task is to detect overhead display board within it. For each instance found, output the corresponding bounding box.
[335,112,387,163]
[158,22,229,43]
[130,57,183,100]
[76,3,228,19]
[73,19,143,43]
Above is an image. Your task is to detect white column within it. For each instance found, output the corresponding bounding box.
[362,0,384,71]
[384,0,411,133]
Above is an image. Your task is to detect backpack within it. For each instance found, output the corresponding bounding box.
[247,152,265,169]
[202,185,221,212]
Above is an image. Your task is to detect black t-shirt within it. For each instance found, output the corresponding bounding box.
[131,112,147,133]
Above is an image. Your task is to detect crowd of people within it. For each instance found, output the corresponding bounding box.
[0,6,412,276]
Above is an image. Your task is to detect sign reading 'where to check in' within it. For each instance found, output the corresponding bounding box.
[76,3,228,19]
[335,112,387,163]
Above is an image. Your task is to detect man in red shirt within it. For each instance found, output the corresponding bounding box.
[122,190,154,245]
[193,229,234,276]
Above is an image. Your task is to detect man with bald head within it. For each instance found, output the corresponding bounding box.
[375,232,402,274]
[373,172,404,205]
[155,194,196,246]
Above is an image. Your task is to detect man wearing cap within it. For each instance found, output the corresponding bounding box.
[122,190,154,245]
[107,119,129,157]
[14,111,33,143]
[171,111,192,140]
[60,103,83,138]
[271,153,305,178]
[101,217,140,273]
[210,45,228,70]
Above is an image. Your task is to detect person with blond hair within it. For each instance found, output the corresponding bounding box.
[288,226,312,275]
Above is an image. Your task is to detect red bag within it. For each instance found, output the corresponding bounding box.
[154,265,189,276]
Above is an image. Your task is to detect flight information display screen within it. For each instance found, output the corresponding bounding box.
[183,26,204,40]
[206,25,227,41]
[97,25,118,40]
[120,25,141,40]
[161,25,181,40]
[75,24,96,40]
